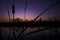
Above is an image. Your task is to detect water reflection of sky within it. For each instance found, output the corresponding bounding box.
[0,27,60,40]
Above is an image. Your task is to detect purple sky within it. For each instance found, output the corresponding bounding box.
[0,0,60,21]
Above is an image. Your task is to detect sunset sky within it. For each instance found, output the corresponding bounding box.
[0,0,60,22]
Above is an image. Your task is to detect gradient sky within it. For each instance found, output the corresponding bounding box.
[0,0,60,22]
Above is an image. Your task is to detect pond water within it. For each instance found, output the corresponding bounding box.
[0,27,60,40]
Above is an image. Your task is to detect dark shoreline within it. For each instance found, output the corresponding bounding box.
[0,21,60,28]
